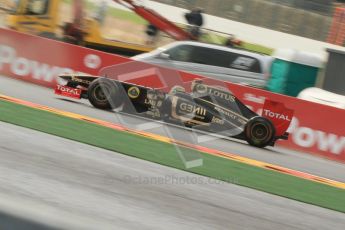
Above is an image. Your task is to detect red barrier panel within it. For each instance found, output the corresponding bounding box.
[1,28,344,162]
[226,85,345,162]
[0,28,128,87]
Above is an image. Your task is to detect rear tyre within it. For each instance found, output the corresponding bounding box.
[244,116,275,148]
[87,78,121,110]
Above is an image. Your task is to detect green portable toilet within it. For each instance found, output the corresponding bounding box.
[266,49,323,97]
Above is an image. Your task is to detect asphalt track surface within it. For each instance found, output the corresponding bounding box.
[1,121,345,229]
[0,76,344,183]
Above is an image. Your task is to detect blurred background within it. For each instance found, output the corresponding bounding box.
[1,0,345,97]
[153,0,345,43]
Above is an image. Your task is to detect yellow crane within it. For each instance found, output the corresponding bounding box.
[5,0,154,55]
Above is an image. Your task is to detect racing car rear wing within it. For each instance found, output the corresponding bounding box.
[262,100,294,137]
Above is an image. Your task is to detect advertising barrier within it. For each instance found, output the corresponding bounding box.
[1,28,344,163]
[0,28,128,88]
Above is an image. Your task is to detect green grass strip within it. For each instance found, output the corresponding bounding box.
[0,99,344,212]
[107,7,147,25]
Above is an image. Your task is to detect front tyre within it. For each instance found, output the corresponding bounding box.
[87,78,121,110]
[244,116,275,148]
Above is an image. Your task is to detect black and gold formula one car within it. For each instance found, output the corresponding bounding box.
[55,75,293,148]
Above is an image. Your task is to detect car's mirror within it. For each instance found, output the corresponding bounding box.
[158,52,170,60]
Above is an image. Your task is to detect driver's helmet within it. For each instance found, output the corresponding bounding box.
[191,79,206,94]
[169,85,186,95]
